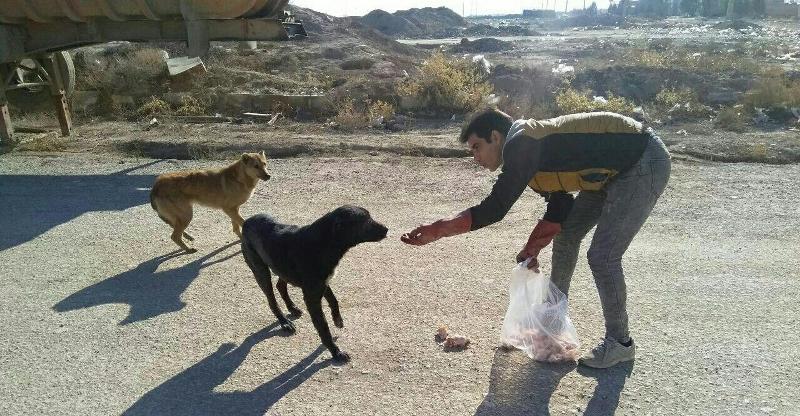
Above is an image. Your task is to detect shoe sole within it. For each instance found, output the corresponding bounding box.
[578,354,635,369]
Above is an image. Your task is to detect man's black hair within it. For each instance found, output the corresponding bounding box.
[459,108,514,143]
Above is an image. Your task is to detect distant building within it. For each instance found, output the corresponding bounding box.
[522,9,558,18]
[765,0,799,17]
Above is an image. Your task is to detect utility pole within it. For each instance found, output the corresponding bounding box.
[566,0,569,12]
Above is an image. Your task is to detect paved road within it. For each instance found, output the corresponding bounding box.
[1,153,798,415]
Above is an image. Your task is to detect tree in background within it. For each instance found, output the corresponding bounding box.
[588,1,599,16]
[637,0,670,16]
[752,0,766,15]
[680,0,700,15]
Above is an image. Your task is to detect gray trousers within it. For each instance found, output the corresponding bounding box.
[550,133,671,341]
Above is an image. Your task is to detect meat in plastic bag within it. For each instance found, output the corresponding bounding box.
[500,260,580,362]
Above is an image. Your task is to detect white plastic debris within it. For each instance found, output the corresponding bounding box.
[552,63,575,74]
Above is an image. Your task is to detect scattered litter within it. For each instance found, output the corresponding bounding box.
[593,96,608,104]
[552,63,574,74]
[145,117,159,131]
[753,108,770,125]
[167,56,206,77]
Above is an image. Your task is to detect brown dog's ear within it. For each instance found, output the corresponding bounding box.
[260,150,266,159]
[241,153,251,161]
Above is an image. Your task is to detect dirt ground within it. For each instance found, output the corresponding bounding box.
[5,116,799,164]
[1,144,799,414]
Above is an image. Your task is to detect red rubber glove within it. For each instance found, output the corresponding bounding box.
[516,219,561,270]
[401,210,472,246]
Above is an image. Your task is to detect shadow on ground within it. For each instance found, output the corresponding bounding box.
[124,324,330,416]
[474,349,632,415]
[577,360,634,416]
[53,242,240,324]
[475,348,575,416]
[0,160,162,252]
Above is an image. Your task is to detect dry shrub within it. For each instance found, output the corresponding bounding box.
[555,88,636,115]
[332,99,395,130]
[654,87,712,120]
[175,95,209,116]
[397,51,492,114]
[714,106,747,132]
[78,47,167,94]
[622,48,760,74]
[492,65,562,118]
[136,96,171,119]
[743,69,800,110]
[367,100,395,120]
[333,99,366,130]
[15,134,67,152]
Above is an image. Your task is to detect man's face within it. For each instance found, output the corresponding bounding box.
[466,131,503,172]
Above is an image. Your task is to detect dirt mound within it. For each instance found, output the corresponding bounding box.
[712,20,763,31]
[288,6,421,57]
[360,9,423,37]
[450,38,515,53]
[464,24,536,37]
[360,7,467,38]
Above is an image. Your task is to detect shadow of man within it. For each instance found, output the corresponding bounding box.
[53,241,240,325]
[577,361,634,416]
[0,160,164,252]
[124,324,330,416]
[475,348,576,416]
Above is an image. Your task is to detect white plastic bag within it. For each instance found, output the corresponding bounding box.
[500,261,580,362]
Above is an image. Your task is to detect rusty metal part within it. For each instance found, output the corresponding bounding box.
[0,0,289,23]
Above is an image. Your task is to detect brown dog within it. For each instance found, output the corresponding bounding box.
[150,152,270,252]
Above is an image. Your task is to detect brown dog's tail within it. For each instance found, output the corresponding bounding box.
[150,187,194,241]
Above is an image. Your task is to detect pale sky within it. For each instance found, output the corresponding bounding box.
[289,0,609,17]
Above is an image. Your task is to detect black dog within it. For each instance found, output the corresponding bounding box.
[241,205,388,363]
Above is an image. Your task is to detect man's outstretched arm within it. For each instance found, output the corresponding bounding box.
[401,136,539,246]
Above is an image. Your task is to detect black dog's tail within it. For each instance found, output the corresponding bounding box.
[150,188,194,241]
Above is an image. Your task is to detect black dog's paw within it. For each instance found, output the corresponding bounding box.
[288,306,303,317]
[279,319,296,334]
[333,315,344,328]
[332,350,350,364]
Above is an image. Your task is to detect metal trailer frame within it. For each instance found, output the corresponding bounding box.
[0,12,306,143]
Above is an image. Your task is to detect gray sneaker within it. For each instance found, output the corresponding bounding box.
[578,337,636,369]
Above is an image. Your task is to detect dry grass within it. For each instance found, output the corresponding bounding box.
[621,47,761,74]
[367,100,395,120]
[555,88,636,115]
[397,51,492,114]
[332,99,395,130]
[655,87,712,120]
[714,106,748,132]
[742,70,800,110]
[136,97,171,119]
[77,47,167,94]
[175,96,209,116]
[15,134,67,152]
